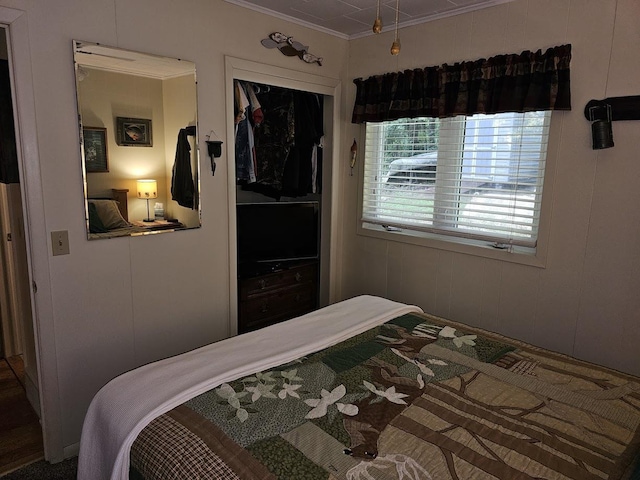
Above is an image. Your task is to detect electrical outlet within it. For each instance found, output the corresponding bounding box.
[51,230,70,256]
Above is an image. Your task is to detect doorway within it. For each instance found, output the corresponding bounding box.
[0,24,43,474]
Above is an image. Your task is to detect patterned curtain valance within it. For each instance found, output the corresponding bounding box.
[351,44,571,124]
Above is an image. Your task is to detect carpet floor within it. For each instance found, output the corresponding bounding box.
[0,457,77,480]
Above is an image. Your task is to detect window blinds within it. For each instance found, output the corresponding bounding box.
[362,111,551,248]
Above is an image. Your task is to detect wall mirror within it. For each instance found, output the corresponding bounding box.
[73,40,200,240]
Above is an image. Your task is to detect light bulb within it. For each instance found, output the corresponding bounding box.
[373,0,382,34]
[372,17,382,34]
[390,0,401,55]
[390,38,401,55]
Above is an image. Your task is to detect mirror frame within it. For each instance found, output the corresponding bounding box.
[73,40,201,239]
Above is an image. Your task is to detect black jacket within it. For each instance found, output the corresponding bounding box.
[171,128,195,209]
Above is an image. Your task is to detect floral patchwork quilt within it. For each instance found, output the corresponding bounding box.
[129,312,640,480]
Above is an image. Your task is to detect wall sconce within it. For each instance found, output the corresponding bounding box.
[137,179,157,222]
[587,102,614,150]
[205,130,223,176]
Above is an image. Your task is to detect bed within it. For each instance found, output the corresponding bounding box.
[87,189,140,238]
[77,295,640,480]
[87,189,181,238]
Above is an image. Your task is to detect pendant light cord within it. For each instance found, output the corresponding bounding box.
[394,0,399,39]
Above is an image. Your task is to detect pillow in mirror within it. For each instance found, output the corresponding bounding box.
[88,202,108,233]
[88,199,129,230]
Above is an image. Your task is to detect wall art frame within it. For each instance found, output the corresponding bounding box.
[116,116,152,147]
[83,127,109,172]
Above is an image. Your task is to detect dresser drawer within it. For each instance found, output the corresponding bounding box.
[238,261,319,333]
[239,263,317,299]
[239,283,316,333]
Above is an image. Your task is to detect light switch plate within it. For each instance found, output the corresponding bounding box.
[51,230,70,256]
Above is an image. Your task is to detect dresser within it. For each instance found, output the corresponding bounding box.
[238,261,318,334]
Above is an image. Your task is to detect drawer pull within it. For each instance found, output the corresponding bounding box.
[259,279,266,289]
[261,303,269,313]
[295,293,301,302]
[295,273,302,282]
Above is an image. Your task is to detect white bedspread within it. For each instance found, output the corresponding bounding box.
[77,295,422,480]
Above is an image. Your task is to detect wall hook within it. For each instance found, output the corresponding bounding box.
[350,139,357,176]
[205,130,223,175]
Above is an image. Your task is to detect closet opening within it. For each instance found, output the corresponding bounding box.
[225,56,341,337]
[234,81,324,334]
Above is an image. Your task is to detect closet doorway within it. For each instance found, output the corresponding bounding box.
[0,24,43,474]
[1,7,60,462]
[225,57,341,336]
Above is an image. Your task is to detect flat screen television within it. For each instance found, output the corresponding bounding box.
[236,201,319,268]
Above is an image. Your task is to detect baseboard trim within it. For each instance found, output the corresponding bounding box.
[23,370,41,418]
[63,442,79,459]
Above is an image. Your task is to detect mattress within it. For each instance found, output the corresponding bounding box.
[78,296,640,480]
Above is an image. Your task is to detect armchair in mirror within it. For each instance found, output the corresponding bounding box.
[73,40,200,240]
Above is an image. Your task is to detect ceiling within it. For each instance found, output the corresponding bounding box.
[74,42,196,79]
[224,0,515,39]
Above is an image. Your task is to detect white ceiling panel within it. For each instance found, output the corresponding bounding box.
[225,0,517,39]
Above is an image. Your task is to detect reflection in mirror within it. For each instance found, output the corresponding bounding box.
[73,40,200,239]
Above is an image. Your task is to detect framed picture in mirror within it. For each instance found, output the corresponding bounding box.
[116,117,152,147]
[83,127,108,172]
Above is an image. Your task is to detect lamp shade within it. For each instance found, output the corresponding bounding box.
[136,179,157,199]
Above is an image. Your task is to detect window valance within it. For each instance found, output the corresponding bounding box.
[351,44,571,124]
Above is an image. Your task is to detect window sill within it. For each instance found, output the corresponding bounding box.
[358,223,546,268]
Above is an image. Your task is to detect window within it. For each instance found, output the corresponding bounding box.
[362,111,551,249]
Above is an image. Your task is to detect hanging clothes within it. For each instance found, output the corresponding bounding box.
[244,82,264,127]
[234,80,250,123]
[171,128,196,209]
[234,81,256,184]
[311,136,323,194]
[249,86,295,199]
[281,91,323,197]
[235,83,323,199]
